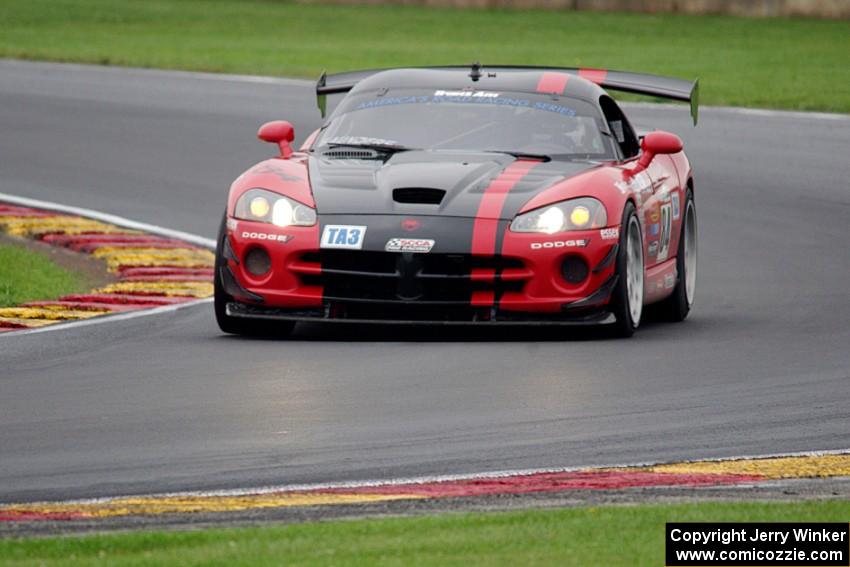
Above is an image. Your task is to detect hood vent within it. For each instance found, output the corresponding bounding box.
[393,187,446,205]
[322,149,379,160]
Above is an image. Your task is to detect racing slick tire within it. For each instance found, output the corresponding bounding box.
[214,215,295,337]
[610,202,644,338]
[656,188,697,322]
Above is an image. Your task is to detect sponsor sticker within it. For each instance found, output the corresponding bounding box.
[672,192,681,220]
[321,225,366,250]
[664,272,676,289]
[433,90,499,98]
[648,241,659,257]
[385,238,435,253]
[241,231,292,243]
[656,203,673,262]
[615,171,651,196]
[649,223,660,236]
[227,218,239,231]
[600,227,619,240]
[649,207,660,223]
[250,164,302,182]
[324,136,400,147]
[530,239,589,250]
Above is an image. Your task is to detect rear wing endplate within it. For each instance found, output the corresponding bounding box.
[316,65,699,125]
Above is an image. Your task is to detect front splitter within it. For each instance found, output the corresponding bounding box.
[225,301,616,326]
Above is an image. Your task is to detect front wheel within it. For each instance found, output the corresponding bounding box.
[609,202,644,337]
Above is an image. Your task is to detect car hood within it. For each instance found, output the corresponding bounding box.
[308,150,600,220]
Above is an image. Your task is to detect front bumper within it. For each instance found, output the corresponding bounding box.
[223,215,620,324]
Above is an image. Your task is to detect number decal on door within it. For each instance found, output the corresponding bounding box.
[656,203,673,262]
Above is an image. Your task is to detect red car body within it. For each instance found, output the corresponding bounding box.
[215,66,699,336]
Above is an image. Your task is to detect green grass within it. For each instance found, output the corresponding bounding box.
[2,501,849,566]
[1,0,849,112]
[0,241,89,307]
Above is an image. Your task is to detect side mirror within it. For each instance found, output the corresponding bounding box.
[258,120,295,158]
[630,131,683,175]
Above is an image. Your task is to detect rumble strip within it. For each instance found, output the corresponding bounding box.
[0,201,214,332]
[1,451,848,523]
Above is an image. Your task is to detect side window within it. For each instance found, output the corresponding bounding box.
[599,96,640,159]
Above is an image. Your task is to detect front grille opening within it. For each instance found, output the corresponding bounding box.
[393,187,446,205]
[300,274,322,287]
[316,251,527,303]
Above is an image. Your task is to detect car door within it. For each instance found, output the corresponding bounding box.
[642,155,682,267]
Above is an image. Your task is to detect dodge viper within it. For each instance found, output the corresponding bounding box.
[215,64,699,337]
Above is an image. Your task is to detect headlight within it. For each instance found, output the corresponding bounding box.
[510,198,607,234]
[234,188,317,227]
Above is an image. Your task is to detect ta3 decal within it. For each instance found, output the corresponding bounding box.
[385,238,435,253]
[321,225,367,250]
[530,239,589,250]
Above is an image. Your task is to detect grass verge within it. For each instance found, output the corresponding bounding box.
[2,501,849,566]
[0,241,89,307]
[1,0,849,112]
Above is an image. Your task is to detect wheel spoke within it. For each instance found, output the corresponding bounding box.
[625,216,643,325]
[684,200,697,306]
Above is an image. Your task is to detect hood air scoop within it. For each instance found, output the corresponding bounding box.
[393,187,446,205]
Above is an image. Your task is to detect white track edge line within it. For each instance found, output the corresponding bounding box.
[6,448,849,507]
[0,192,216,337]
[0,192,216,249]
[3,298,213,338]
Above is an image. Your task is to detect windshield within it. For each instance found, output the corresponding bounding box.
[315,89,616,160]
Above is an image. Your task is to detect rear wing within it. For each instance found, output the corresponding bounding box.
[316,65,699,124]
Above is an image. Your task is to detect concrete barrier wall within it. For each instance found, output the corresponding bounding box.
[304,0,850,18]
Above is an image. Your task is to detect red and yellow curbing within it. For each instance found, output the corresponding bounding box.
[1,452,848,522]
[0,202,214,332]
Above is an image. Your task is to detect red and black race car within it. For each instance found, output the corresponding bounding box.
[215,64,699,337]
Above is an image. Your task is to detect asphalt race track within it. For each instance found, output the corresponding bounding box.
[1,60,848,504]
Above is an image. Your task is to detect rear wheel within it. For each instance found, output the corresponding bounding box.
[214,215,294,337]
[609,202,644,337]
[657,188,697,322]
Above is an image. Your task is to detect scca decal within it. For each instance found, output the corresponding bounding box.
[385,238,435,253]
[530,239,589,250]
[241,232,292,242]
